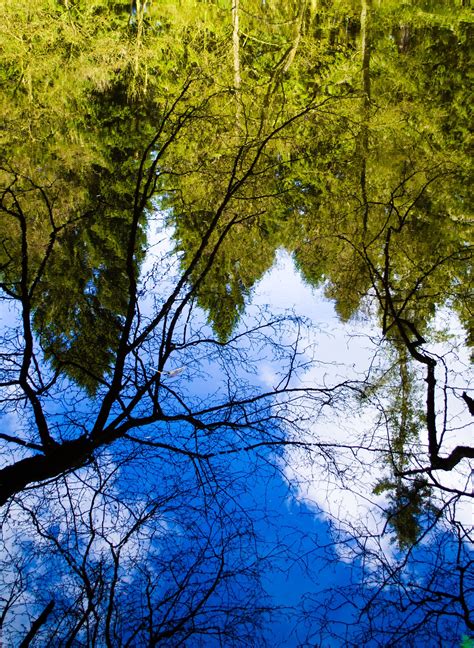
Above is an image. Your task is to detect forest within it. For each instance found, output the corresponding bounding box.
[0,0,472,645]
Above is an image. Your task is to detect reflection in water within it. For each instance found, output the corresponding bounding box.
[0,1,472,645]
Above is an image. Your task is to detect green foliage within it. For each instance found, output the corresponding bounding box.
[0,2,161,392]
[374,476,438,549]
[1,0,472,387]
[162,1,473,347]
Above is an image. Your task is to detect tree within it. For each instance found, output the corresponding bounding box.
[0,1,472,645]
[0,27,357,641]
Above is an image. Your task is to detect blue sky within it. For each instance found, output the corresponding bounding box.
[0,220,472,645]
[131,224,473,644]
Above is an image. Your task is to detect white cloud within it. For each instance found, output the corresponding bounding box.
[250,252,474,559]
